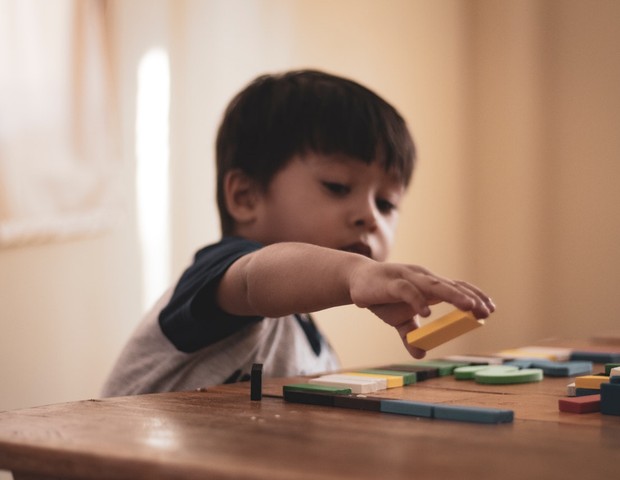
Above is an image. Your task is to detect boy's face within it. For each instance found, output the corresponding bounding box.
[249,153,406,262]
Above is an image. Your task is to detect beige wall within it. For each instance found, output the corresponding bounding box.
[1,0,620,414]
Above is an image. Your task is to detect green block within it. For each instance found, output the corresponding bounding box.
[283,383,352,394]
[454,365,519,380]
[407,360,469,376]
[475,368,543,385]
[605,363,620,375]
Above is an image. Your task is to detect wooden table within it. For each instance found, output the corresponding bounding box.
[1,345,620,479]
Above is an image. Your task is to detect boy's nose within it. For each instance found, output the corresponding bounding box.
[352,201,378,231]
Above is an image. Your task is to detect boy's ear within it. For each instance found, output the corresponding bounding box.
[223,169,262,225]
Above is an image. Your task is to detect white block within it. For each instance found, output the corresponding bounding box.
[309,374,385,393]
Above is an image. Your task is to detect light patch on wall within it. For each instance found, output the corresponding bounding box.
[135,48,171,311]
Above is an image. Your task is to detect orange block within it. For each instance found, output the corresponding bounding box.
[406,309,484,351]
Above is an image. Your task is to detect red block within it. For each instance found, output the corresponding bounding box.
[558,394,601,413]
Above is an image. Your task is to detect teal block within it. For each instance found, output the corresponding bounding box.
[434,404,514,424]
[380,399,433,418]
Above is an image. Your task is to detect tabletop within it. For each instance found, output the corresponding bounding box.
[1,339,620,480]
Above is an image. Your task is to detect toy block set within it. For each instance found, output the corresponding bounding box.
[250,309,620,425]
[559,365,620,415]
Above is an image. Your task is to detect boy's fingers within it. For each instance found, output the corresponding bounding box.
[388,279,431,317]
[454,280,496,312]
[411,272,494,318]
[393,318,426,359]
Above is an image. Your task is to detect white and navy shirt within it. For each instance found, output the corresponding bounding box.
[101,237,340,397]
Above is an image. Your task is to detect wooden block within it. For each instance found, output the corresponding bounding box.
[574,375,610,390]
[600,382,620,416]
[409,360,470,376]
[604,363,620,375]
[558,395,601,413]
[333,394,382,411]
[283,389,335,406]
[475,368,543,385]
[496,346,571,361]
[380,399,434,418]
[529,360,593,377]
[454,365,518,380]
[576,388,602,397]
[284,389,382,411]
[502,359,535,369]
[433,404,514,424]
[405,309,484,351]
[609,366,620,378]
[309,374,385,393]
[358,369,417,385]
[567,382,577,397]
[344,372,403,388]
[251,363,263,401]
[442,354,505,365]
[283,384,352,395]
[570,351,620,363]
[379,364,438,381]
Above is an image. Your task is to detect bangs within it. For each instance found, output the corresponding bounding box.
[269,71,415,186]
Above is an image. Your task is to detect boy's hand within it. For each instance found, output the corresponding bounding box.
[348,261,495,359]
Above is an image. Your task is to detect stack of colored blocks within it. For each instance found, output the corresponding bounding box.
[558,364,620,415]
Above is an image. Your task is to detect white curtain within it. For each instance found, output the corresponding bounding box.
[0,0,121,247]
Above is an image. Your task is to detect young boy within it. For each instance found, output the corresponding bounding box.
[101,70,494,397]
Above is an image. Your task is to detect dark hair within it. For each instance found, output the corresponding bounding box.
[216,69,416,235]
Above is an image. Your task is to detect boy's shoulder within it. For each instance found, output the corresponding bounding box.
[195,236,263,261]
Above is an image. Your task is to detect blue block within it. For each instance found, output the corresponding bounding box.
[570,351,620,363]
[611,376,620,384]
[380,399,434,418]
[530,360,593,377]
[576,387,601,396]
[503,359,534,369]
[600,382,620,416]
[434,404,514,424]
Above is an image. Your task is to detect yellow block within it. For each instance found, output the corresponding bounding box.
[574,375,610,390]
[406,309,484,351]
[344,372,403,388]
[495,346,571,361]
[496,349,557,361]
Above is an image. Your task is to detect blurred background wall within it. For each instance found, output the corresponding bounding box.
[1,0,619,418]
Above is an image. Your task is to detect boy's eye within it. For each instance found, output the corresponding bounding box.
[322,182,350,196]
[376,198,397,214]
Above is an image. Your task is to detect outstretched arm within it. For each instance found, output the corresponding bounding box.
[216,242,495,358]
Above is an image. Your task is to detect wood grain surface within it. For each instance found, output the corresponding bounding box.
[2,345,620,479]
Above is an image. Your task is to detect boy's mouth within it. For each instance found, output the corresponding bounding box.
[340,242,372,259]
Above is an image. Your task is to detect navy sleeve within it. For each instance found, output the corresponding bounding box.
[159,237,264,353]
